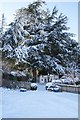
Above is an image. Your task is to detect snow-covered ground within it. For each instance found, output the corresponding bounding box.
[0,84,78,118]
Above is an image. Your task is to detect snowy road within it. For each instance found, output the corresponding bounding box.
[0,84,78,118]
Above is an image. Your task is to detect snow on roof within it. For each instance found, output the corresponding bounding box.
[31,83,37,87]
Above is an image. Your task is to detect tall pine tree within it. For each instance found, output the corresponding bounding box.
[2,0,80,81]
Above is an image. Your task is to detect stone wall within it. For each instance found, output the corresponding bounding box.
[60,84,80,94]
[0,71,2,87]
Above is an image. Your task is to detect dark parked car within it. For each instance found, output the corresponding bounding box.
[45,82,53,90]
[45,82,62,92]
[20,87,27,92]
[31,83,37,90]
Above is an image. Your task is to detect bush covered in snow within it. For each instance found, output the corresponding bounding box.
[2,71,31,81]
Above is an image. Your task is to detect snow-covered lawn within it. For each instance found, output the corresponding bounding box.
[0,84,78,118]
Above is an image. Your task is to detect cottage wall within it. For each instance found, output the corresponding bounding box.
[39,74,59,83]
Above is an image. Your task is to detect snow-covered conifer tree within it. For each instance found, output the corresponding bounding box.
[2,0,80,81]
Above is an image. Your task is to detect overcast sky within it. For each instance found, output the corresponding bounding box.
[0,0,78,42]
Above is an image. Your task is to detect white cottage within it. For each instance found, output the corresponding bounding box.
[39,74,59,83]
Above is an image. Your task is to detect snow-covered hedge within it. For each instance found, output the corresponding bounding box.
[2,78,31,90]
[3,71,30,81]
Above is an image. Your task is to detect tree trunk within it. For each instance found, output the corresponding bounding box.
[32,67,36,82]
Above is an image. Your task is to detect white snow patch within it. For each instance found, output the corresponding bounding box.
[31,83,37,87]
[11,71,26,77]
[1,85,78,118]
[3,44,13,52]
